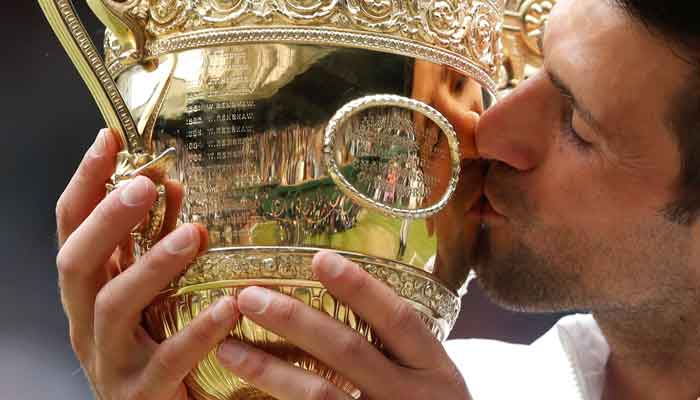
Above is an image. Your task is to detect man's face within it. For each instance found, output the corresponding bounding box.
[474,0,698,314]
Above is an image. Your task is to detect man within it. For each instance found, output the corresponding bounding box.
[54,0,700,399]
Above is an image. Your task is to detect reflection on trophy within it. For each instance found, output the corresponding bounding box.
[38,0,504,398]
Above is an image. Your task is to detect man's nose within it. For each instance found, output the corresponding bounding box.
[475,73,554,171]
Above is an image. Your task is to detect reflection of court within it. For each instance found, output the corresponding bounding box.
[342,107,435,206]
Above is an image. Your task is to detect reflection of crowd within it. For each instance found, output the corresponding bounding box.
[412,60,485,291]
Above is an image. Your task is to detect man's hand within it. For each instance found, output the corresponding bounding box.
[55,129,240,400]
[217,251,471,400]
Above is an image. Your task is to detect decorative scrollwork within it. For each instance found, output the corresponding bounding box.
[148,0,190,35]
[176,248,462,331]
[423,0,466,43]
[520,0,554,55]
[345,0,404,30]
[101,0,505,93]
[276,0,340,20]
[467,2,503,74]
[195,0,250,23]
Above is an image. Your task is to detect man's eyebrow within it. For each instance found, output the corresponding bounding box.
[546,69,606,136]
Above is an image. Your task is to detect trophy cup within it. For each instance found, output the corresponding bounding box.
[39,0,506,398]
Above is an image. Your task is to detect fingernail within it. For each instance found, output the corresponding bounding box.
[313,251,345,278]
[119,176,152,207]
[239,287,271,314]
[90,129,108,158]
[211,297,236,324]
[164,224,196,255]
[218,340,248,368]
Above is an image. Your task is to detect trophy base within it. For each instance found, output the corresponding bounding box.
[144,247,460,400]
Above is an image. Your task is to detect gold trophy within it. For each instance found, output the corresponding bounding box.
[38,0,509,398]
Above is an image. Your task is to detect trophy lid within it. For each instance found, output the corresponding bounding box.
[100,0,505,94]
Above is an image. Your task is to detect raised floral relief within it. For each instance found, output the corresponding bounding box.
[520,0,554,55]
[467,2,503,73]
[424,0,464,42]
[276,0,340,20]
[345,0,403,30]
[177,250,461,331]
[102,0,504,90]
[196,0,250,23]
[148,0,189,34]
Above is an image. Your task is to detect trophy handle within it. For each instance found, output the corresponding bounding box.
[324,94,462,220]
[39,0,176,251]
[37,0,144,154]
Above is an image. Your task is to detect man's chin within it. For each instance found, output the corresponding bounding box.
[472,224,579,313]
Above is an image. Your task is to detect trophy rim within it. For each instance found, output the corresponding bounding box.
[163,246,464,333]
[106,27,500,96]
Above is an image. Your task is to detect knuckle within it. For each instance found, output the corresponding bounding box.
[307,380,337,400]
[335,331,364,360]
[56,248,79,278]
[442,365,468,393]
[387,300,418,332]
[189,317,216,344]
[68,328,91,362]
[146,349,182,387]
[242,352,270,380]
[94,289,118,321]
[93,194,120,222]
[276,296,298,324]
[344,264,369,293]
[78,150,104,179]
[55,196,73,229]
[125,384,151,400]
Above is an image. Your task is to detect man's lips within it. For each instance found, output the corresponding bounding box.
[466,196,484,217]
[466,195,506,222]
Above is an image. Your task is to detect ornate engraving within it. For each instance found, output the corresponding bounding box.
[101,0,505,92]
[468,2,504,74]
[146,27,498,93]
[176,248,461,330]
[519,0,553,55]
[99,0,150,62]
[196,0,251,23]
[47,0,142,153]
[148,273,447,399]
[345,0,403,30]
[149,0,189,34]
[104,29,141,77]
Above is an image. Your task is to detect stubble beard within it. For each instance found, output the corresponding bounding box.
[473,221,592,313]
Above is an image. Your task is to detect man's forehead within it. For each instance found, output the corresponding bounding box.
[542,0,686,135]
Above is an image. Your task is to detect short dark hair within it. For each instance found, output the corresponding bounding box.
[614,0,700,224]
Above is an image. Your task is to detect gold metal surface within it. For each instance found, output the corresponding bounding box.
[100,0,505,94]
[38,0,141,152]
[39,0,500,398]
[145,249,455,399]
[499,0,554,91]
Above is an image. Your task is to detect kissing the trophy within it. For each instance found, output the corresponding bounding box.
[39,0,513,398]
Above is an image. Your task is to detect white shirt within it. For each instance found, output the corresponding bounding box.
[445,314,610,400]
